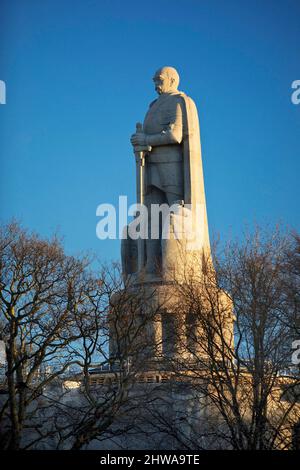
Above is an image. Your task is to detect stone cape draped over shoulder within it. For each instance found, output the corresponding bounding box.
[178,92,210,253]
[143,91,210,253]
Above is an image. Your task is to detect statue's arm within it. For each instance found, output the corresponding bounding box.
[145,102,183,147]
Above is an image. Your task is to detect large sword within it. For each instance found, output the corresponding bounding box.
[134,123,151,272]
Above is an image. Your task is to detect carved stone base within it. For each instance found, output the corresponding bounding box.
[109,279,234,371]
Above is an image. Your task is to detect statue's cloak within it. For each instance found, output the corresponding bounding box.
[179,92,210,253]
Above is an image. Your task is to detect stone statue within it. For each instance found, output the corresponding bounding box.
[122,66,210,283]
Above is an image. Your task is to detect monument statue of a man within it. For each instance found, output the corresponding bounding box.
[122,66,210,281]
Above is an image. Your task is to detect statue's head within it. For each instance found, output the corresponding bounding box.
[153,66,180,95]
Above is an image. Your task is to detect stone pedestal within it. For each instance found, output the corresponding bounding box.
[109,279,234,370]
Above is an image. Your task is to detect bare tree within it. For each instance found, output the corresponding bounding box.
[282,233,300,338]
[148,227,300,450]
[54,265,165,450]
[0,222,165,450]
[0,222,94,449]
[2,222,298,451]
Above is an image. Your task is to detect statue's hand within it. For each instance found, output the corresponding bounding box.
[130,133,147,147]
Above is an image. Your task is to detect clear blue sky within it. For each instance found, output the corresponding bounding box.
[0,0,299,262]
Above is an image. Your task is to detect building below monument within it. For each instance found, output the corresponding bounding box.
[79,363,300,450]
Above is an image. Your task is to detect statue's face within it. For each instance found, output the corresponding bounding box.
[153,73,172,95]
